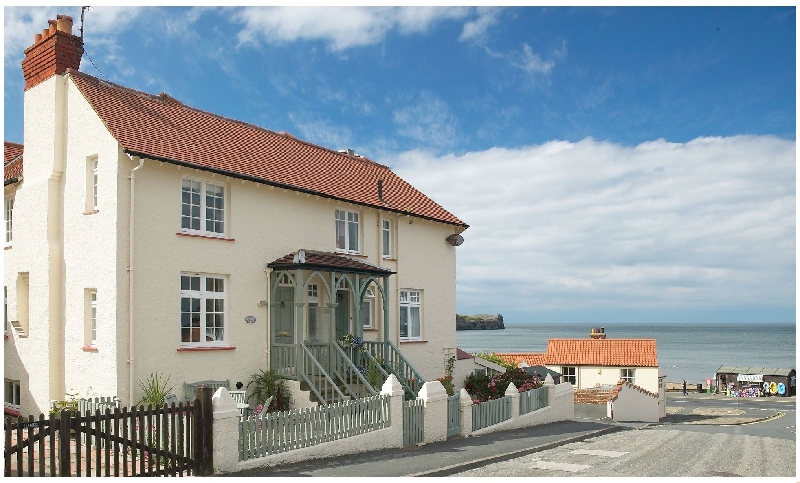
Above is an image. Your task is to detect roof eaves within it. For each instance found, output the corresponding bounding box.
[123,148,469,229]
[4,178,20,186]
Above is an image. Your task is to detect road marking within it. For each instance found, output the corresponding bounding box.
[527,460,590,473]
[571,449,628,458]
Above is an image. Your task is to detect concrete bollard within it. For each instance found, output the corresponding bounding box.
[418,380,448,444]
[458,388,473,437]
[211,387,241,475]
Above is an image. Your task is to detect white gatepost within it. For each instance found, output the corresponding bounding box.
[382,374,405,447]
[458,388,473,437]
[212,387,241,475]
[505,382,520,422]
[418,380,448,444]
[544,373,556,407]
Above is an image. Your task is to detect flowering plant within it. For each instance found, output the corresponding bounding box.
[337,333,363,350]
[465,368,544,403]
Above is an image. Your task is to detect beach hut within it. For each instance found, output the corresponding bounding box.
[716,366,796,397]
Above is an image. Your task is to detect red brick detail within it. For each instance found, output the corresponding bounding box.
[82,345,98,352]
[22,30,83,91]
[573,388,613,404]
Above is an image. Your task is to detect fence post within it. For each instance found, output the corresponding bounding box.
[418,381,448,444]
[506,382,520,424]
[211,388,240,475]
[458,388,473,438]
[59,409,71,477]
[544,374,556,408]
[194,386,214,476]
[380,374,404,448]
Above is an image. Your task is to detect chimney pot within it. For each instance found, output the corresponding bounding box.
[35,33,42,43]
[56,16,73,35]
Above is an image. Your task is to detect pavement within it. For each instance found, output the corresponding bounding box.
[228,391,793,477]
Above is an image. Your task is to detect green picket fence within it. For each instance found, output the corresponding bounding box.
[402,399,424,447]
[471,396,511,431]
[238,395,389,460]
[446,394,460,437]
[519,386,549,415]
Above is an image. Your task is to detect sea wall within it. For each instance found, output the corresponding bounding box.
[456,314,505,330]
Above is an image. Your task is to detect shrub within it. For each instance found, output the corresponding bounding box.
[247,369,290,412]
[136,372,173,407]
[436,375,455,396]
[464,368,543,403]
[473,352,518,370]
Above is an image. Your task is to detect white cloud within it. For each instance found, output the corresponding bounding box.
[392,91,457,147]
[459,7,501,43]
[232,7,470,52]
[288,113,353,151]
[514,43,555,74]
[388,136,795,316]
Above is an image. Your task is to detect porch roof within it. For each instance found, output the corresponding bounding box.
[267,249,396,276]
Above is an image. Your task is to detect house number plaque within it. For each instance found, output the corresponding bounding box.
[245,316,256,324]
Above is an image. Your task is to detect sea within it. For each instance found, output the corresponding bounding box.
[456,322,796,384]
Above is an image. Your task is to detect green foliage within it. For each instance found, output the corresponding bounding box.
[436,375,455,396]
[366,359,384,389]
[474,352,517,370]
[50,399,78,416]
[464,368,543,403]
[247,369,290,412]
[136,372,173,407]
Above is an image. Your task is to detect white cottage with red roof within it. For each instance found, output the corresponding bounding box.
[4,15,469,415]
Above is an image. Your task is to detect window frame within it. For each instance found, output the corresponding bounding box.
[180,273,228,347]
[86,155,99,212]
[5,196,13,246]
[561,366,577,386]
[399,289,422,341]
[4,379,20,412]
[360,288,374,329]
[621,367,636,384]
[85,289,98,347]
[180,177,227,237]
[335,209,360,254]
[381,218,392,258]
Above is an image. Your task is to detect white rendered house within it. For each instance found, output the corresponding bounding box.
[4,14,470,415]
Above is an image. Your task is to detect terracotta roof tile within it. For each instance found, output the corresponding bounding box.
[67,70,466,228]
[609,379,658,401]
[456,348,474,360]
[267,249,395,276]
[546,339,658,367]
[4,142,23,182]
[494,353,548,367]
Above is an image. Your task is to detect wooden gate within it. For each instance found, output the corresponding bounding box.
[402,399,424,447]
[446,393,460,437]
[4,387,214,477]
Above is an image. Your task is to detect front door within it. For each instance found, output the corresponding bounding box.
[335,290,350,340]
[274,287,294,344]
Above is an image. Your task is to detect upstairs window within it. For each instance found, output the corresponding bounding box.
[4,197,13,246]
[86,156,99,212]
[399,289,421,341]
[181,179,225,236]
[180,274,226,346]
[335,209,359,253]
[382,219,392,258]
[85,289,98,347]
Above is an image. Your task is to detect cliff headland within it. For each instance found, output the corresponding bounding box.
[456,314,505,330]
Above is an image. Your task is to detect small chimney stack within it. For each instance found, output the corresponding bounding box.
[21,14,83,91]
[590,327,606,339]
[377,179,384,202]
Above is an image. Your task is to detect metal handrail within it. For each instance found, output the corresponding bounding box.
[330,343,379,398]
[361,350,391,390]
[362,341,426,398]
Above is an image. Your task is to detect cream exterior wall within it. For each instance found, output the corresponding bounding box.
[129,161,459,404]
[607,384,661,423]
[6,72,462,412]
[547,365,660,393]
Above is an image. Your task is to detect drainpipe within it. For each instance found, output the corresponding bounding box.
[128,156,145,405]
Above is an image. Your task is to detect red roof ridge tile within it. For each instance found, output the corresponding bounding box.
[609,379,658,401]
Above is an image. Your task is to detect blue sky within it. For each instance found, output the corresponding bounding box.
[4,6,796,323]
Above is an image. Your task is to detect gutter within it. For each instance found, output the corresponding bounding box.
[4,178,20,186]
[121,149,469,230]
[127,156,145,405]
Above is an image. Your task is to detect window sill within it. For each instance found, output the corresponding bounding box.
[335,250,366,257]
[4,245,11,250]
[82,345,98,352]
[177,346,236,352]
[382,257,396,261]
[176,232,235,242]
[4,407,21,417]
[84,210,99,215]
[399,339,427,344]
[363,328,378,332]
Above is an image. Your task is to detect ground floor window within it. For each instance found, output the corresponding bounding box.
[621,368,636,384]
[4,379,20,411]
[180,273,226,346]
[561,366,577,385]
[399,290,421,341]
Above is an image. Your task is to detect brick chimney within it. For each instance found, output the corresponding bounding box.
[21,14,83,91]
[590,327,606,339]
